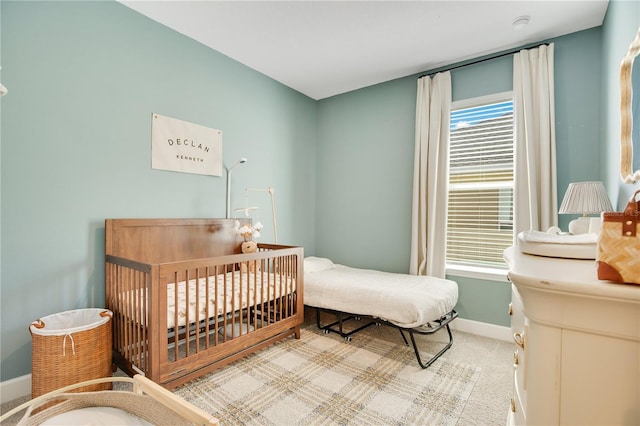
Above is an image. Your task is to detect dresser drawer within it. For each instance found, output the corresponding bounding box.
[510,284,526,382]
[510,284,525,333]
[510,283,527,423]
[513,364,527,422]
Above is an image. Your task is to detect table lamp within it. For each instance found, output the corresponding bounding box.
[558,181,613,234]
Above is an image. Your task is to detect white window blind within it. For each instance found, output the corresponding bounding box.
[447,98,514,268]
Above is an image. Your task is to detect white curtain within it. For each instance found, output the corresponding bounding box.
[410,72,452,278]
[513,44,558,236]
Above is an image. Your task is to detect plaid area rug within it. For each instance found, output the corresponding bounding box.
[174,327,481,425]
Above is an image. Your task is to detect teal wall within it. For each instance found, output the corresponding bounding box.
[315,29,603,325]
[0,1,317,381]
[2,0,638,383]
[316,1,638,327]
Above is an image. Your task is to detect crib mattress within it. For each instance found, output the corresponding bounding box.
[122,270,295,329]
[304,257,458,329]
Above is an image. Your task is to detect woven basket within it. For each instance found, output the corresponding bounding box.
[597,189,640,284]
[30,309,113,398]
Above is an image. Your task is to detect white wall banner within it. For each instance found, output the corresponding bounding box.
[151,113,223,176]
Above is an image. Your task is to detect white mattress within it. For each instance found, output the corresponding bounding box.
[167,270,294,329]
[304,257,458,328]
[123,270,295,329]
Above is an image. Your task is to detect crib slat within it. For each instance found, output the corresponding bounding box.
[173,271,179,362]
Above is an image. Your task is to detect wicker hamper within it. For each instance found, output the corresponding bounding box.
[30,308,113,398]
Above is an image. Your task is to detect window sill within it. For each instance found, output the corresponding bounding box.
[446,264,509,282]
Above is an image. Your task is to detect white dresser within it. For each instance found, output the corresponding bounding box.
[504,247,640,426]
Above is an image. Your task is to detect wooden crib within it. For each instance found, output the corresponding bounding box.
[105,218,304,389]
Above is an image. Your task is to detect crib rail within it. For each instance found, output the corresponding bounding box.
[105,258,151,376]
[106,245,303,388]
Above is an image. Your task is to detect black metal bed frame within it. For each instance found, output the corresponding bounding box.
[314,307,458,369]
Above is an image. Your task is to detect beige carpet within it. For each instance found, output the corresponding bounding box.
[2,318,512,425]
[174,327,481,425]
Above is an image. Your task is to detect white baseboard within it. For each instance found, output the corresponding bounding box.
[0,319,510,405]
[450,317,511,342]
[1,373,30,404]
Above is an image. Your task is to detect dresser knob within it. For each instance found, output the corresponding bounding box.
[508,302,513,316]
[513,332,525,349]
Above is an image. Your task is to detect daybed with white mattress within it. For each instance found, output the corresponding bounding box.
[304,257,458,368]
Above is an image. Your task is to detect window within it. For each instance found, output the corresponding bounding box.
[446,93,514,269]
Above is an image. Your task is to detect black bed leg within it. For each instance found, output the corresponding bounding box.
[398,329,409,346]
[408,324,454,369]
[315,308,322,329]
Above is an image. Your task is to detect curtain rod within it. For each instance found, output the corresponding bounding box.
[419,42,550,78]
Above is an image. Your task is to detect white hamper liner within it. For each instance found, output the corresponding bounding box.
[30,308,113,398]
[30,309,112,336]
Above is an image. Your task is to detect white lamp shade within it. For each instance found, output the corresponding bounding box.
[558,181,613,215]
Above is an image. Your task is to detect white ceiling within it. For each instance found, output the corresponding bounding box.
[120,0,609,100]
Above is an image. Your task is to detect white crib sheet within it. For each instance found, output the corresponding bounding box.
[121,270,295,329]
[166,270,294,329]
[304,257,457,328]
